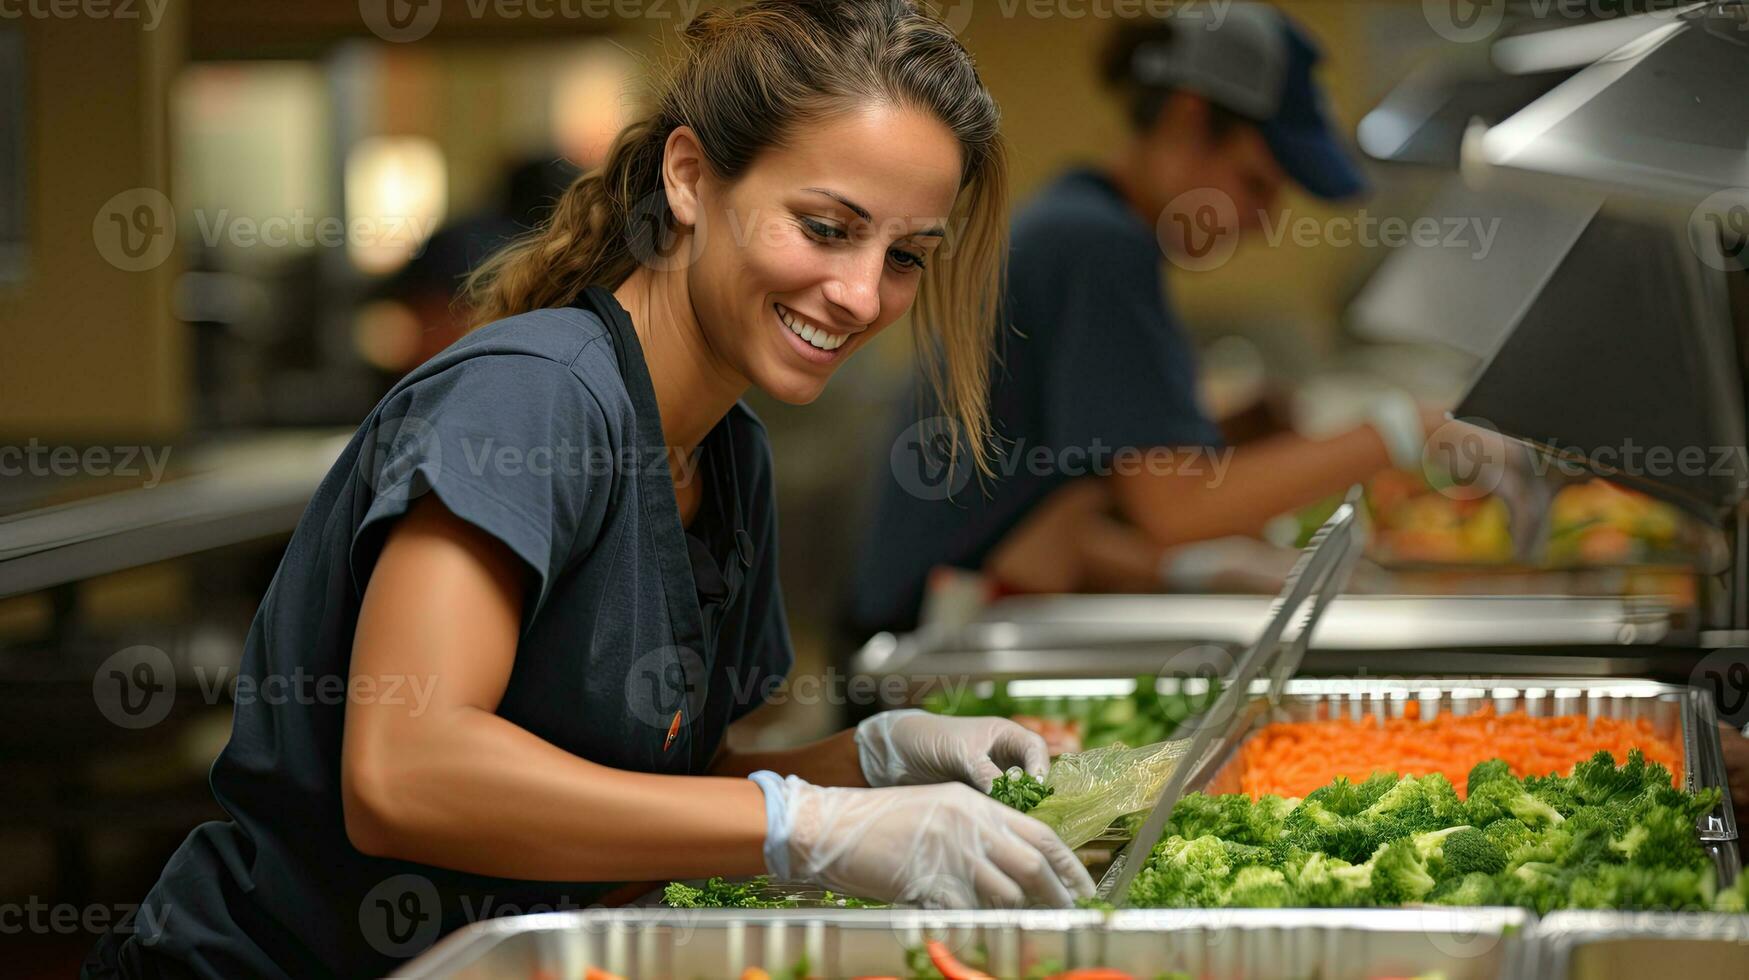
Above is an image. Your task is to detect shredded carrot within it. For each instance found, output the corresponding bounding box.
[1238,704,1683,800]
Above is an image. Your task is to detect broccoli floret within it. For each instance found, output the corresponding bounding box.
[1499,861,1567,914]
[1523,772,1579,817]
[1713,873,1749,913]
[1358,774,1468,840]
[1440,828,1508,878]
[989,767,1053,813]
[1167,793,1259,844]
[1567,863,1717,912]
[1367,838,1438,905]
[1281,849,1375,907]
[1128,834,1235,907]
[1466,758,1516,796]
[1243,794,1297,844]
[1223,865,1295,907]
[1483,817,1536,853]
[1609,803,1708,870]
[1466,777,1566,829]
[1304,772,1395,816]
[1566,749,1672,810]
[1278,800,1378,865]
[1430,871,1502,906]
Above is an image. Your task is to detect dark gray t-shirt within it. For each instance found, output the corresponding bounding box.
[849,167,1223,634]
[98,286,792,979]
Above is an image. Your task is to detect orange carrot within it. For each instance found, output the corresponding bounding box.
[1237,705,1683,800]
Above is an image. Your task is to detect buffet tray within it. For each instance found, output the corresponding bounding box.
[394,907,1532,980]
[1180,678,1738,847]
[854,595,1689,684]
[1510,910,1749,980]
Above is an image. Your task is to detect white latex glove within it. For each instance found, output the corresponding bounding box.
[749,771,1094,908]
[855,708,1049,791]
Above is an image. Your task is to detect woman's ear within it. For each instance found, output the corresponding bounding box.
[661,126,708,228]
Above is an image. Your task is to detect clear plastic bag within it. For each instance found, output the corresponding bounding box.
[1027,738,1194,849]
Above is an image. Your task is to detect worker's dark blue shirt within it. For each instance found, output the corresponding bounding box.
[92,286,792,979]
[849,167,1223,634]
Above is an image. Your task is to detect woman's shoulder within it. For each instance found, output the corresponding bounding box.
[392,307,635,420]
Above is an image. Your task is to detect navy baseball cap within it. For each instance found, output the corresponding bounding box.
[1126,2,1368,201]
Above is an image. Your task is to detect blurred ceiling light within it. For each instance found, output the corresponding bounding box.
[551,44,635,167]
[352,299,424,372]
[1492,4,1704,75]
[344,136,448,275]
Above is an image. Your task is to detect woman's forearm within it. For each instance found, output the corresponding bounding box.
[1114,426,1390,546]
[710,727,868,786]
[343,704,768,882]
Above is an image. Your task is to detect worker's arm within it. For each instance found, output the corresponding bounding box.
[1111,426,1394,548]
[341,493,768,881]
[709,725,869,786]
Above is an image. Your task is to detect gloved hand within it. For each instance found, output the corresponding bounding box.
[855,709,1049,792]
[749,771,1094,908]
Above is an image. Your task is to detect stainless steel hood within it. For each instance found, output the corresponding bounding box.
[1475,1,1749,200]
[1452,208,1748,520]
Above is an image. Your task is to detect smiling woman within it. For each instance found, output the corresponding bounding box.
[81,4,1096,980]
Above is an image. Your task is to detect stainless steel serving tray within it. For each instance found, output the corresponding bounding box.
[1177,678,1738,849]
[855,595,1689,684]
[395,907,1532,980]
[1511,910,1749,980]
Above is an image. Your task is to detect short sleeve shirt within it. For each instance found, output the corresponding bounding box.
[848,167,1223,634]
[98,286,793,979]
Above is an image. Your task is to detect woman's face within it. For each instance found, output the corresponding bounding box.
[681,105,965,405]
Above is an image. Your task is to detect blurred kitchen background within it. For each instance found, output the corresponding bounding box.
[4,0,1748,974]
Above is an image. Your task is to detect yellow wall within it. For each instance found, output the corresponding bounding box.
[0,12,187,440]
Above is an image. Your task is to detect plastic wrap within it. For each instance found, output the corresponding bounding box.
[1030,738,1193,849]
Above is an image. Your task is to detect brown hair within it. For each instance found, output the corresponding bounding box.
[466,0,1009,475]
[1100,18,1253,137]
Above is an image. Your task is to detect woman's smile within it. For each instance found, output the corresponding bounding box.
[775,302,853,364]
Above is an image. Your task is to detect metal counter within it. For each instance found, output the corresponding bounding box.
[396,907,1532,980]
